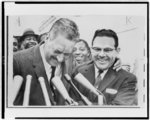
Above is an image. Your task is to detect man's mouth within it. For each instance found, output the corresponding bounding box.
[75,55,83,60]
[96,58,108,64]
[25,43,37,48]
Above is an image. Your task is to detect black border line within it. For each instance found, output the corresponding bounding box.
[14,1,149,4]
[15,117,149,119]
[6,16,8,109]
[2,1,149,119]
[2,1,5,119]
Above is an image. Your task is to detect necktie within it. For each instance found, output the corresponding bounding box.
[49,66,56,101]
[94,70,103,89]
[50,66,56,81]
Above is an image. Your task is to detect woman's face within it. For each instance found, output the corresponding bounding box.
[73,41,90,64]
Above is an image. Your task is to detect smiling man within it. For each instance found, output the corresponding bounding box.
[72,29,137,105]
[13,18,79,105]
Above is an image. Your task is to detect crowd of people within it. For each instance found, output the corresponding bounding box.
[13,18,137,106]
[13,28,40,52]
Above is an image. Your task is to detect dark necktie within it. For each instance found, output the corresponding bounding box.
[49,66,56,101]
[94,70,103,89]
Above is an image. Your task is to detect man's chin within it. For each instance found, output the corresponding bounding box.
[95,62,109,70]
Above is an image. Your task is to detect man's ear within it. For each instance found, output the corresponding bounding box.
[46,32,51,40]
[116,47,120,53]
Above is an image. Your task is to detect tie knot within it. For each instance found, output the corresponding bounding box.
[98,69,103,74]
[51,66,56,71]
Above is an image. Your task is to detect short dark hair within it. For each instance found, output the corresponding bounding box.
[92,29,118,48]
[49,18,80,41]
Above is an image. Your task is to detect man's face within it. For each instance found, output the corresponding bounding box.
[91,36,119,71]
[44,34,76,66]
[21,36,38,49]
[13,38,18,52]
[73,41,90,65]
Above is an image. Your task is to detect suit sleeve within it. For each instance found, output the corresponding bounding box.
[111,75,138,105]
[13,54,21,76]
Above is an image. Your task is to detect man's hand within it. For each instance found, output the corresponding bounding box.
[54,63,62,77]
[113,58,122,71]
[65,98,78,106]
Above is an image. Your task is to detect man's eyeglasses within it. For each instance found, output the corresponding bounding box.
[91,47,115,54]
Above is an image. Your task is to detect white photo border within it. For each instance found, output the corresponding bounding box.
[2,1,149,119]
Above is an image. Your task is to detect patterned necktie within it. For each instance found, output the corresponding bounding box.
[94,70,103,89]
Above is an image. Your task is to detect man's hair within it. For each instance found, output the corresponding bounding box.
[92,29,118,48]
[49,18,80,41]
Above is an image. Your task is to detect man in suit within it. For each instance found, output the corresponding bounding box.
[71,29,137,105]
[13,18,79,106]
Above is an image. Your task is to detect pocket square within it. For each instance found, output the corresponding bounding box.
[105,88,117,94]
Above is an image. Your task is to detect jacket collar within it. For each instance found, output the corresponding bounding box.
[81,61,96,85]
[82,61,117,92]
[31,44,55,104]
[98,67,117,92]
[32,44,47,80]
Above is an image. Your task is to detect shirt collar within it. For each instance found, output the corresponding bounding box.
[40,44,52,80]
[94,65,108,80]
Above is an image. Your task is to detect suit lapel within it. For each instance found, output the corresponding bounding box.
[98,68,117,92]
[82,61,96,85]
[32,45,55,104]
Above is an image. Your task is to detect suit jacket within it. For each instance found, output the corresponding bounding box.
[13,44,71,106]
[70,61,137,105]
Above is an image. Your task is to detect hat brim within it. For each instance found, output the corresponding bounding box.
[20,34,39,42]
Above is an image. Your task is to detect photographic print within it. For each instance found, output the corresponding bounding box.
[2,1,148,119]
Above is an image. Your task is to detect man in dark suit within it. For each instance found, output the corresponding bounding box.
[13,18,79,106]
[71,29,137,105]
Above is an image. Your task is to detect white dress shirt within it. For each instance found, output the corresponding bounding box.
[40,44,52,82]
[94,65,108,80]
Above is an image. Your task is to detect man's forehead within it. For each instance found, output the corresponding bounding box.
[93,36,115,47]
[25,36,36,39]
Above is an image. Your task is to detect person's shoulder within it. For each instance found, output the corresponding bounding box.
[13,46,37,60]
[117,69,137,80]
[75,60,94,72]
[72,60,94,77]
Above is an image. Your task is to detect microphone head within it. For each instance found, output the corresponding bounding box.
[14,75,23,81]
[64,74,72,82]
[51,76,70,100]
[26,75,32,80]
[74,73,99,96]
[38,77,45,83]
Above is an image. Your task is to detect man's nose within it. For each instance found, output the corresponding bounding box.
[57,54,64,62]
[30,39,37,43]
[98,50,106,57]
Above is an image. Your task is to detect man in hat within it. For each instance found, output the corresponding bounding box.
[13,36,19,52]
[18,28,39,50]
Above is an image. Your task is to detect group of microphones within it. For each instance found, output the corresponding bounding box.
[12,73,104,106]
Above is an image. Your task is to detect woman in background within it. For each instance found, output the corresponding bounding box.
[72,39,92,67]
[72,38,121,71]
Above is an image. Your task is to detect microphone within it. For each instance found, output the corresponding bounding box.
[11,75,23,106]
[64,74,92,105]
[74,73,104,105]
[38,77,51,106]
[23,75,32,106]
[51,76,77,105]
[74,73,99,96]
